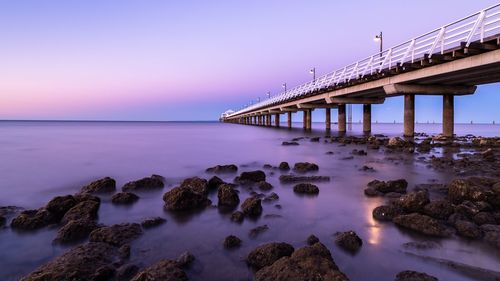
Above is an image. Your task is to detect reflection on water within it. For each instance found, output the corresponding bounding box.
[0,121,499,281]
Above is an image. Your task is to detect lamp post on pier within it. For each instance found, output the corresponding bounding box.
[282,83,287,93]
[310,68,316,83]
[374,31,383,63]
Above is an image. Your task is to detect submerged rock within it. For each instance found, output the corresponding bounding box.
[293,183,319,194]
[54,219,100,244]
[180,177,208,195]
[257,181,273,191]
[367,179,408,194]
[454,220,481,239]
[122,175,164,191]
[45,195,77,220]
[11,209,58,230]
[247,242,294,270]
[131,259,187,281]
[80,177,116,194]
[307,234,320,245]
[396,190,430,213]
[372,205,403,221]
[206,164,238,174]
[224,235,242,249]
[263,192,279,202]
[253,242,348,281]
[393,213,453,237]
[141,217,166,228]
[292,162,319,173]
[230,211,245,223]
[163,186,211,211]
[176,251,195,267]
[217,184,240,208]
[89,223,143,246]
[395,270,438,281]
[278,162,290,171]
[423,200,454,220]
[249,225,269,238]
[207,176,225,190]
[335,231,363,253]
[279,174,330,183]
[112,192,139,205]
[282,141,299,146]
[61,200,100,225]
[241,197,262,217]
[235,170,266,184]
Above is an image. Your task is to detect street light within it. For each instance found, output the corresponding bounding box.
[309,68,316,83]
[258,97,261,102]
[282,83,287,93]
[374,31,383,63]
[267,91,271,99]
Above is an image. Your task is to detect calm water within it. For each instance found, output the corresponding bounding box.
[0,121,499,281]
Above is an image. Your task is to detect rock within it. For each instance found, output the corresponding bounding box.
[293,183,319,194]
[80,177,116,194]
[112,192,139,205]
[235,170,266,184]
[11,209,58,230]
[372,205,403,221]
[364,187,382,197]
[241,197,262,217]
[263,164,273,169]
[395,270,439,281]
[230,211,244,223]
[249,225,269,238]
[163,186,211,211]
[359,165,375,172]
[73,193,101,204]
[454,201,480,218]
[454,220,481,239]
[402,241,441,250]
[423,200,454,220]
[396,190,430,213]
[180,177,208,195]
[279,174,330,183]
[54,219,100,244]
[206,164,238,173]
[45,195,77,220]
[307,234,320,245]
[473,212,496,225]
[141,217,166,228]
[310,137,320,142]
[0,216,5,227]
[394,213,453,237]
[278,162,290,171]
[61,200,100,225]
[207,176,225,190]
[253,242,348,281]
[483,230,500,248]
[89,223,143,246]
[335,231,362,253]
[131,259,187,281]
[263,192,279,202]
[292,162,319,173]
[368,179,408,194]
[388,137,407,147]
[217,184,240,208]
[257,181,273,191]
[224,235,242,249]
[282,141,299,146]
[21,242,120,281]
[116,264,139,281]
[122,175,164,191]
[448,178,489,204]
[247,242,295,270]
[351,149,367,156]
[119,244,131,259]
[386,192,403,198]
[176,251,195,267]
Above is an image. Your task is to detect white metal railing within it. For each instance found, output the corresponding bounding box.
[226,3,500,118]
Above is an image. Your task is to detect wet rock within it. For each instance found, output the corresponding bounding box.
[483,229,500,248]
[163,186,211,211]
[180,177,208,195]
[249,224,269,238]
[45,195,77,220]
[94,265,115,280]
[217,184,240,208]
[372,205,403,221]
[368,179,408,194]
[454,201,480,218]
[176,251,195,267]
[310,137,320,142]
[0,206,23,217]
[307,234,320,245]
[473,212,496,225]
[11,209,58,230]
[61,200,100,225]
[393,213,453,237]
[263,164,273,169]
[89,223,143,246]
[278,162,290,171]
[253,242,348,281]
[293,162,319,173]
[263,192,279,202]
[364,187,382,197]
[257,181,273,191]
[21,242,120,281]
[335,231,363,253]
[230,211,244,223]
[247,242,294,270]
[241,197,262,217]
[423,200,454,220]
[235,170,266,184]
[454,220,481,239]
[207,176,225,190]
[54,219,100,244]
[396,190,430,213]
[264,214,282,219]
[395,270,438,281]
[279,174,330,183]
[116,264,139,281]
[359,165,375,172]
[282,141,299,146]
[351,149,367,156]
[73,193,101,204]
[0,216,5,227]
[293,183,319,194]
[122,175,164,192]
[386,192,403,198]
[80,177,116,194]
[388,137,409,147]
[112,192,139,205]
[224,235,242,249]
[141,217,166,228]
[206,164,238,173]
[131,259,187,281]
[119,244,131,259]
[402,241,441,250]
[448,178,489,204]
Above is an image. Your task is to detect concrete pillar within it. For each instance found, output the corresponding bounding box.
[363,104,371,133]
[302,111,307,129]
[287,112,292,128]
[325,108,331,130]
[259,116,263,125]
[275,114,280,127]
[267,115,271,126]
[404,95,415,137]
[338,104,346,132]
[443,95,454,137]
[305,109,312,130]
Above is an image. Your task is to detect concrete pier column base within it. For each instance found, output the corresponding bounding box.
[404,95,415,137]
[305,109,312,130]
[443,95,454,137]
[302,111,307,129]
[363,104,371,133]
[275,114,280,127]
[287,112,292,129]
[325,108,331,130]
[338,104,346,132]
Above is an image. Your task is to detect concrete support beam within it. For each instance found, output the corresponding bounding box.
[363,104,371,133]
[287,112,292,128]
[384,83,477,96]
[280,107,299,112]
[305,109,312,130]
[404,95,415,137]
[325,108,331,130]
[443,95,454,137]
[275,113,280,127]
[338,104,346,132]
[298,103,338,109]
[326,97,385,104]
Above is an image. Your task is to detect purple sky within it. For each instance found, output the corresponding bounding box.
[0,1,499,122]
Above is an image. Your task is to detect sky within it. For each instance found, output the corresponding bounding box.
[0,0,499,122]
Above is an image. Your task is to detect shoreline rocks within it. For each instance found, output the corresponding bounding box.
[122,175,164,192]
[247,242,294,270]
[279,174,330,183]
[112,192,139,205]
[89,223,143,246]
[335,231,363,253]
[206,164,238,173]
[293,183,319,194]
[80,177,116,194]
[241,197,262,217]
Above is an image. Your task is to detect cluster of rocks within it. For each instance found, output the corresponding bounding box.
[364,179,408,197]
